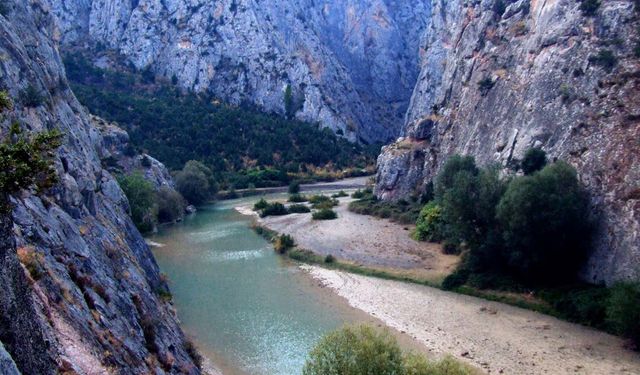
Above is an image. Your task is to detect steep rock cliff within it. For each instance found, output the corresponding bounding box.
[0,0,198,373]
[49,0,431,143]
[376,0,640,284]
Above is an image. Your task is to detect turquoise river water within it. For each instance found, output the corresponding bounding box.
[148,195,360,375]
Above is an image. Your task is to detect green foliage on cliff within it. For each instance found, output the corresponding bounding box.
[303,325,476,375]
[117,173,157,233]
[0,93,62,213]
[63,54,378,190]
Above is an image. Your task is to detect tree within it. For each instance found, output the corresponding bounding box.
[303,325,404,375]
[520,148,547,175]
[413,202,444,242]
[288,180,301,194]
[284,84,294,119]
[496,162,590,284]
[175,161,212,206]
[156,187,186,223]
[117,173,157,233]
[434,155,479,201]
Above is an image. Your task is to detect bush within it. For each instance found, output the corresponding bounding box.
[589,49,617,72]
[496,162,590,284]
[288,194,308,202]
[253,198,269,211]
[331,190,349,198]
[288,204,311,213]
[20,85,44,107]
[274,234,295,254]
[183,339,203,370]
[352,188,373,199]
[404,354,475,375]
[324,254,336,263]
[312,208,337,220]
[304,325,475,375]
[442,268,470,290]
[478,77,495,96]
[288,180,301,194]
[118,173,157,233]
[579,0,600,16]
[520,148,547,175]
[414,202,445,242]
[156,187,186,223]
[260,202,289,217]
[303,325,404,375]
[0,1,10,17]
[607,282,640,347]
[309,195,339,209]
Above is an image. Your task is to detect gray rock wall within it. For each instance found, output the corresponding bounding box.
[376,0,640,285]
[0,0,199,373]
[49,0,431,143]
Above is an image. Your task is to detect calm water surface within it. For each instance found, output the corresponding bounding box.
[148,195,357,375]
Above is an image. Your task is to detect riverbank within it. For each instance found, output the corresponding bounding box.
[302,265,640,374]
[217,176,372,200]
[237,194,640,374]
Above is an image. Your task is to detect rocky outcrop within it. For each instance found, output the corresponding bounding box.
[376,0,640,284]
[49,0,431,143]
[0,0,198,373]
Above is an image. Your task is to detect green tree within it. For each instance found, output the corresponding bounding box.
[117,173,157,233]
[303,325,404,375]
[607,282,640,347]
[520,148,547,175]
[284,84,294,119]
[156,187,186,223]
[496,162,590,283]
[288,180,301,194]
[434,155,479,200]
[175,161,211,206]
[413,202,444,242]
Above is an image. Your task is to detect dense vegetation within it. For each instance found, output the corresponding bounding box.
[348,188,425,225]
[408,152,640,347]
[64,53,379,190]
[0,92,62,213]
[303,325,476,375]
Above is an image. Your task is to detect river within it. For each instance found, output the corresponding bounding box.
[148,192,363,375]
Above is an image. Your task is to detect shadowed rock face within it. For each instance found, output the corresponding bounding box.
[376,0,640,285]
[0,0,198,373]
[49,0,431,143]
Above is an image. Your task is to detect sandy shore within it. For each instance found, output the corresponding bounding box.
[303,265,640,375]
[242,196,459,282]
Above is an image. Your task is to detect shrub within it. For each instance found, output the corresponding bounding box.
[404,353,475,375]
[520,148,547,175]
[304,325,475,375]
[414,202,445,242]
[309,195,339,209]
[288,204,311,213]
[324,254,336,263]
[478,77,495,96]
[579,0,600,16]
[442,268,470,290]
[156,187,186,223]
[0,90,11,111]
[288,180,301,194]
[303,325,404,375]
[331,190,349,198]
[352,188,373,199]
[175,162,211,206]
[496,162,590,284]
[253,198,269,211]
[117,173,157,233]
[20,84,44,107]
[607,282,640,347]
[312,208,337,220]
[589,49,617,72]
[260,202,289,217]
[288,194,308,202]
[274,234,295,254]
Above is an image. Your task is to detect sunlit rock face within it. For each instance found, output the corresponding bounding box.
[50,0,432,143]
[0,0,199,372]
[375,0,640,285]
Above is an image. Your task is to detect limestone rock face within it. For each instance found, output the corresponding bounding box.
[49,0,431,143]
[376,0,640,284]
[0,0,198,373]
